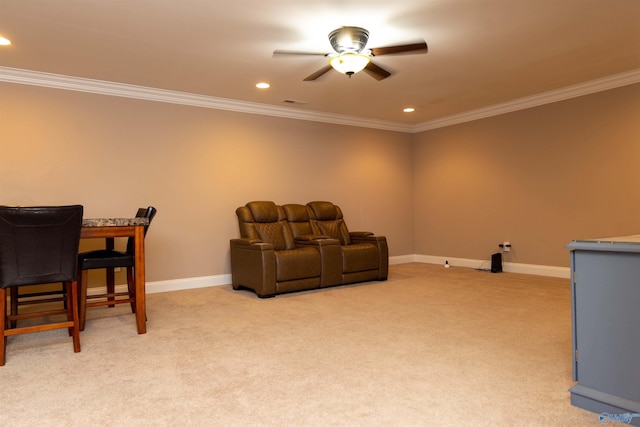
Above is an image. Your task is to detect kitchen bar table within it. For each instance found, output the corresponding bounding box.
[81,217,149,334]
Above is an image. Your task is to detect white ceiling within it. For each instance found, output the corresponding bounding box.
[1,0,639,126]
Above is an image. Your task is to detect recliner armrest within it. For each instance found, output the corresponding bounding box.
[295,234,339,246]
[350,231,377,241]
[351,233,387,246]
[230,238,277,297]
[230,238,274,251]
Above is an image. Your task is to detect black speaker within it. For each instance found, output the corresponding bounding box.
[491,252,502,273]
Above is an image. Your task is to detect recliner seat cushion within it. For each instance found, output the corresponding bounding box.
[341,243,379,273]
[274,247,321,281]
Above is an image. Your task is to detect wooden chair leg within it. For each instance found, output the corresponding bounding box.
[9,287,18,329]
[127,267,136,314]
[66,281,81,353]
[105,237,116,307]
[1,288,7,366]
[78,269,89,332]
[106,267,116,307]
[65,282,73,337]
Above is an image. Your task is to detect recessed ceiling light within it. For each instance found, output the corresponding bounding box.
[403,107,415,113]
[256,82,270,89]
[0,36,11,46]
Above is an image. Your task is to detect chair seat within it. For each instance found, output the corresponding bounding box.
[342,243,379,273]
[78,250,134,270]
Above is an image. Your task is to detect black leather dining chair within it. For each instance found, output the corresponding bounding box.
[0,205,84,366]
[77,206,157,330]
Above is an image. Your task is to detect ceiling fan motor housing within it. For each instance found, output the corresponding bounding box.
[329,26,370,53]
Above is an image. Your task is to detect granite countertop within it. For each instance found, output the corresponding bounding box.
[82,218,149,227]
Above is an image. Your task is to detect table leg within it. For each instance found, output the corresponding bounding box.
[134,225,146,334]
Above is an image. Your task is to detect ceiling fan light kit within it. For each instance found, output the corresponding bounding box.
[274,26,428,81]
[329,52,371,76]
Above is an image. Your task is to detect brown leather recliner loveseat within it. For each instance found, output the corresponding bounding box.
[230,201,388,298]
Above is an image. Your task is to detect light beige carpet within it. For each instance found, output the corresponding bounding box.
[1,263,601,426]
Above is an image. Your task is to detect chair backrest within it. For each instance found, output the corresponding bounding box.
[126,206,157,254]
[0,205,83,288]
[306,201,352,245]
[283,204,314,238]
[236,201,295,250]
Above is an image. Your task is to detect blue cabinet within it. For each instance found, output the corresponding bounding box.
[567,235,640,425]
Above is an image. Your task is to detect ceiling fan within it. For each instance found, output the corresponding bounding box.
[273,26,428,81]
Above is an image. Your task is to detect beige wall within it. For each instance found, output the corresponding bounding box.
[413,83,640,267]
[0,83,415,282]
[2,81,638,280]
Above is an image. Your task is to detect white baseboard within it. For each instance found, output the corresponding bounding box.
[95,255,568,296]
[89,274,232,296]
[146,274,232,293]
[389,254,417,265]
[411,254,570,278]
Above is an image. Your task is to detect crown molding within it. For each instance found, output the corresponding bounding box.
[412,69,640,132]
[1,66,638,134]
[0,66,412,133]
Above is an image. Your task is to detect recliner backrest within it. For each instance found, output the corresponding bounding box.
[236,201,295,250]
[307,201,351,245]
[0,205,83,288]
[283,204,314,238]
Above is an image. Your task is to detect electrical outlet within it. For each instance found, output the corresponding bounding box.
[498,242,512,252]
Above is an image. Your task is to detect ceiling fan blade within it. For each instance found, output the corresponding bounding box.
[273,49,329,57]
[303,65,333,81]
[363,62,391,81]
[370,41,428,56]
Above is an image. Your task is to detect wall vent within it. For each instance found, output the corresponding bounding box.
[283,99,307,105]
